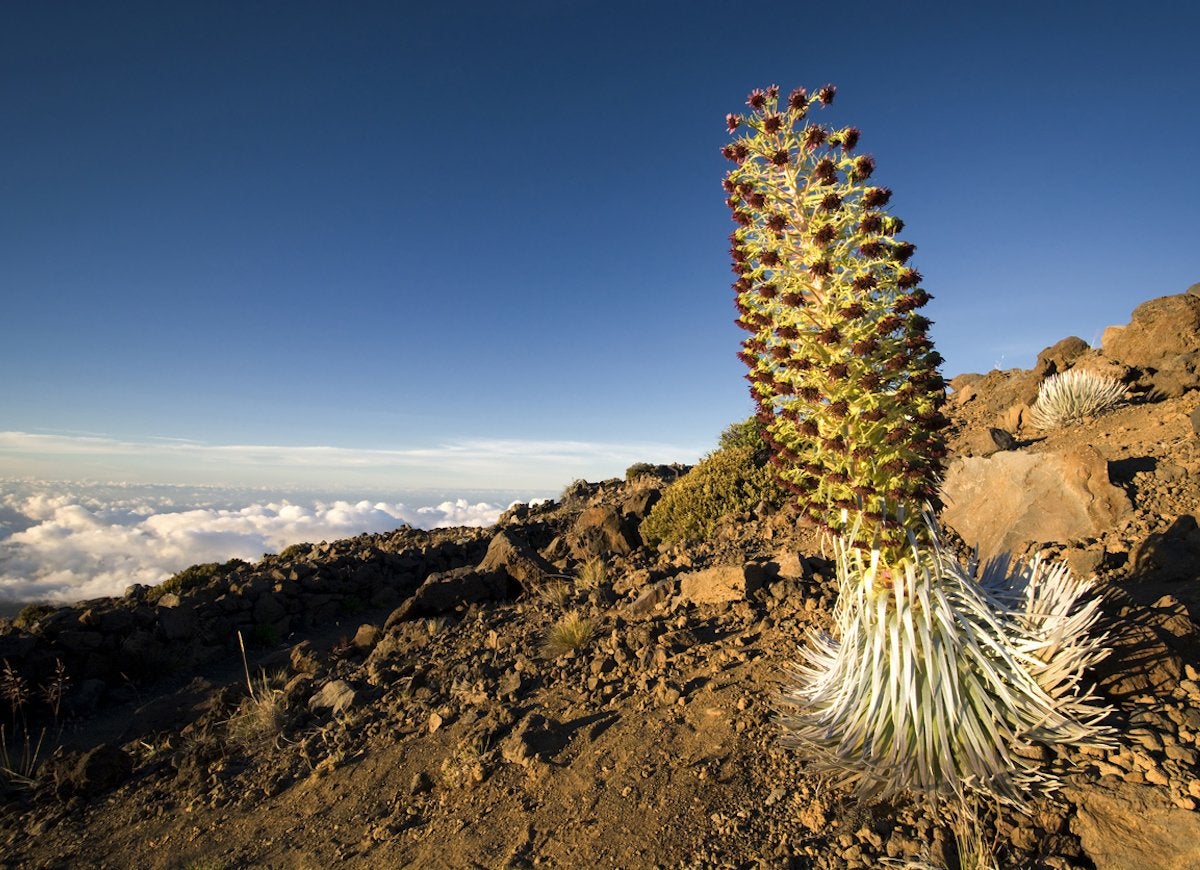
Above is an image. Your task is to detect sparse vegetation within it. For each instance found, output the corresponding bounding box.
[542,612,594,658]
[1028,368,1128,429]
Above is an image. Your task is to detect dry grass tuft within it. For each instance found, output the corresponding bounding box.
[542,612,594,658]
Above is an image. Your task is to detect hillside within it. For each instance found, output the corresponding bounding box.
[2,287,1200,869]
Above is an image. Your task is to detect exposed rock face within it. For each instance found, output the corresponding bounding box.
[677,564,765,605]
[1102,292,1200,373]
[1068,781,1200,870]
[940,446,1131,564]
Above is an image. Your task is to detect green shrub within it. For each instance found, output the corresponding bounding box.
[278,543,311,561]
[12,603,55,632]
[640,435,784,546]
[624,462,656,482]
[149,558,249,602]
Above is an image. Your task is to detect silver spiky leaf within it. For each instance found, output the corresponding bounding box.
[779,515,1111,809]
[1028,368,1127,430]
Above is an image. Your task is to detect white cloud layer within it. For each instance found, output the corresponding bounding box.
[0,480,523,604]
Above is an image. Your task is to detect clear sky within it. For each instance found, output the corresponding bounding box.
[4,0,1199,493]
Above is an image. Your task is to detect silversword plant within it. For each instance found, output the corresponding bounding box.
[1028,368,1127,430]
[724,85,1111,830]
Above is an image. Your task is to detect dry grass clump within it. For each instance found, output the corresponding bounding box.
[1028,368,1127,429]
[542,612,594,658]
[1,658,67,790]
[576,557,607,589]
[227,669,288,747]
[536,578,573,609]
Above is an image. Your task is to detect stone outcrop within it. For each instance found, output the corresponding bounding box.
[940,445,1131,564]
[1099,290,1200,379]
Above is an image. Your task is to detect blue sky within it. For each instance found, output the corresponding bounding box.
[3,0,1199,494]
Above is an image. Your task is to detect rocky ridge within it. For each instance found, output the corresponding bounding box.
[1,286,1199,869]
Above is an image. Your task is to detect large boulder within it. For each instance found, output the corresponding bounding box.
[1068,780,1200,870]
[940,446,1131,565]
[1101,292,1200,373]
[569,505,640,559]
[476,531,555,590]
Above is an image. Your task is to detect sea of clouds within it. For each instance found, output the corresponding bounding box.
[0,479,535,604]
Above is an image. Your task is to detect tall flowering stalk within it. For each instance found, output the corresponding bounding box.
[724,84,947,561]
[724,85,1110,818]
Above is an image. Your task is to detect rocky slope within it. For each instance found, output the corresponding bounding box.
[2,287,1200,869]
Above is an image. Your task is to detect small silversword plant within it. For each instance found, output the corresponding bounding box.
[1028,368,1127,430]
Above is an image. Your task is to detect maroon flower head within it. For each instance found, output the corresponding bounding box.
[819,192,843,212]
[907,314,932,332]
[757,282,779,299]
[827,362,849,380]
[766,214,787,234]
[771,149,790,166]
[850,154,876,181]
[798,386,821,401]
[891,241,917,263]
[764,114,783,134]
[852,274,878,292]
[801,126,827,150]
[722,176,735,193]
[816,325,842,345]
[798,419,819,436]
[770,345,790,360]
[813,224,837,245]
[726,113,742,132]
[876,314,903,334]
[766,85,779,99]
[839,127,860,151]
[732,210,752,227]
[840,302,866,318]
[761,250,781,266]
[809,259,833,278]
[776,325,799,340]
[852,336,879,356]
[817,84,837,105]
[748,192,767,209]
[859,240,885,258]
[893,294,922,314]
[896,268,923,289]
[814,157,838,184]
[787,86,809,110]
[781,292,805,306]
[747,88,767,110]
[862,187,893,208]
[859,213,883,234]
